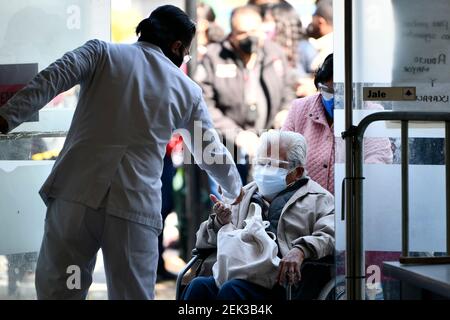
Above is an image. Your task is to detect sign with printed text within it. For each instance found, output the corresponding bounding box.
[391,0,450,111]
[363,87,417,101]
[0,84,26,106]
[0,63,39,121]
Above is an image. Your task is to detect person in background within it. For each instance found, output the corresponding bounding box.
[282,54,393,194]
[261,2,304,70]
[301,0,333,74]
[248,0,290,8]
[296,0,334,97]
[0,5,243,300]
[260,2,311,100]
[197,2,225,60]
[195,5,296,198]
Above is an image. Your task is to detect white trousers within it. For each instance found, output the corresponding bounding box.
[35,198,160,300]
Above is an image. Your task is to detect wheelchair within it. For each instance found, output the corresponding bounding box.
[176,248,345,300]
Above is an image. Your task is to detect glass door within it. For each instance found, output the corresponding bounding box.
[335,0,450,300]
[0,0,110,299]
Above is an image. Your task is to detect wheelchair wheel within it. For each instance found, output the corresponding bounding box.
[317,275,346,300]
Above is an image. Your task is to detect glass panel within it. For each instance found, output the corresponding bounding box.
[0,0,110,300]
[391,0,450,112]
[333,0,346,300]
[335,0,450,300]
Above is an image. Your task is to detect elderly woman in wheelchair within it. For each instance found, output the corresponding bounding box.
[180,131,335,300]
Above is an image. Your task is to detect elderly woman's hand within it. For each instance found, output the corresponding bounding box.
[277,247,305,286]
[210,194,232,225]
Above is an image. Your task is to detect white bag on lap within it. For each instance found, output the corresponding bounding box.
[212,202,281,289]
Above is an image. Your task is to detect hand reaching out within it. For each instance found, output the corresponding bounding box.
[210,194,232,225]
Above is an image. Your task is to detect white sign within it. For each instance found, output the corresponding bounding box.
[392,0,450,111]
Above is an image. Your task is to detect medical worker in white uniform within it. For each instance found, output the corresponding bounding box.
[0,5,243,300]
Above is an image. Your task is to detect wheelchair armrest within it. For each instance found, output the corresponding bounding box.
[176,247,217,300]
[301,255,335,269]
[285,255,336,300]
[191,247,217,259]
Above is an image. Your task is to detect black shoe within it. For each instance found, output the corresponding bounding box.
[156,270,178,283]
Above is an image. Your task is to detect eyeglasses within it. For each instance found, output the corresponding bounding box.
[253,157,291,169]
[318,83,334,95]
[183,54,192,64]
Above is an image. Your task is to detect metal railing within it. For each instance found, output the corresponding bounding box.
[343,111,450,300]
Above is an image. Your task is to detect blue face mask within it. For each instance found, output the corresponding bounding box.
[253,165,289,200]
[321,95,335,119]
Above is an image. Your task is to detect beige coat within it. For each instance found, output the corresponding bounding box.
[195,178,335,267]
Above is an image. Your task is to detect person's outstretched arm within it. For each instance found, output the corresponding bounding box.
[178,96,243,204]
[0,39,104,133]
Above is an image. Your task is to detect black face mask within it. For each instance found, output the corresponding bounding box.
[306,23,321,39]
[163,44,185,68]
[165,50,184,68]
[238,36,259,55]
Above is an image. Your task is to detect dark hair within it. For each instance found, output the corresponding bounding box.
[198,2,216,22]
[207,23,226,43]
[269,3,304,67]
[230,5,262,29]
[247,0,291,16]
[314,0,333,25]
[136,5,196,49]
[314,53,333,89]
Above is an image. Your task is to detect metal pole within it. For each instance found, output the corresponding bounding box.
[185,0,198,76]
[446,122,450,255]
[401,121,409,257]
[344,0,364,300]
[183,0,200,260]
[353,131,365,300]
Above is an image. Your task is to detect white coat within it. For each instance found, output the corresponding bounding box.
[0,40,242,230]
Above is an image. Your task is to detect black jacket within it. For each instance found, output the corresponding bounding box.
[194,39,296,143]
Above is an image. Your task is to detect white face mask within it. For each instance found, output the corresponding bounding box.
[182,54,192,65]
[253,165,289,200]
